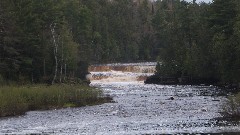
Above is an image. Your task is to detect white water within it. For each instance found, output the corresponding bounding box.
[0,62,240,134]
[89,62,156,83]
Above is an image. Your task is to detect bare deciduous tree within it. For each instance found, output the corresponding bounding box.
[50,23,59,85]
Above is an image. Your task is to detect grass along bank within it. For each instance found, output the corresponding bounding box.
[222,91,240,119]
[0,84,112,117]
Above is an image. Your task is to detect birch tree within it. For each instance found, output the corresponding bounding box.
[50,23,59,84]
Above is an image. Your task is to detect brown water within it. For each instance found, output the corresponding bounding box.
[89,62,156,82]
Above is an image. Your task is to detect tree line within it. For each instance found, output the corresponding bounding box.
[154,0,240,86]
[0,0,240,86]
[0,0,156,84]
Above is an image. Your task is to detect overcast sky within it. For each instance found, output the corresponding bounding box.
[184,0,212,3]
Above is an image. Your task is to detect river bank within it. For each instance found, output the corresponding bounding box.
[1,82,240,134]
[0,62,240,134]
[0,84,112,117]
[145,74,240,121]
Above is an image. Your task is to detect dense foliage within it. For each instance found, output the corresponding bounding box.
[0,0,156,84]
[154,0,240,86]
[0,0,240,85]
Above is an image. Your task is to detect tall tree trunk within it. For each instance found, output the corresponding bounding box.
[43,58,46,77]
[60,39,63,83]
[50,23,58,85]
[64,63,66,81]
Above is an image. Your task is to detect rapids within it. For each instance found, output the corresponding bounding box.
[89,62,156,82]
[0,62,240,134]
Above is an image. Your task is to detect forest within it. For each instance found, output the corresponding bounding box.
[0,0,240,86]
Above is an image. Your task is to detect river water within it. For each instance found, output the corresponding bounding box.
[0,62,240,134]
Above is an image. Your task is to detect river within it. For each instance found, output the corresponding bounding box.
[0,62,240,134]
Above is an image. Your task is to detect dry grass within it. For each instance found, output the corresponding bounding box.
[0,84,111,117]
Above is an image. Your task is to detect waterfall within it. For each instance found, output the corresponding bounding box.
[89,62,156,83]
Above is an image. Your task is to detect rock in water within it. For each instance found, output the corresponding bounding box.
[86,74,92,81]
[167,97,174,100]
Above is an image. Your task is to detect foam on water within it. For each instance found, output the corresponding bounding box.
[90,62,155,83]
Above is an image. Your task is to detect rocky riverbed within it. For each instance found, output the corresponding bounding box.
[0,81,240,134]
